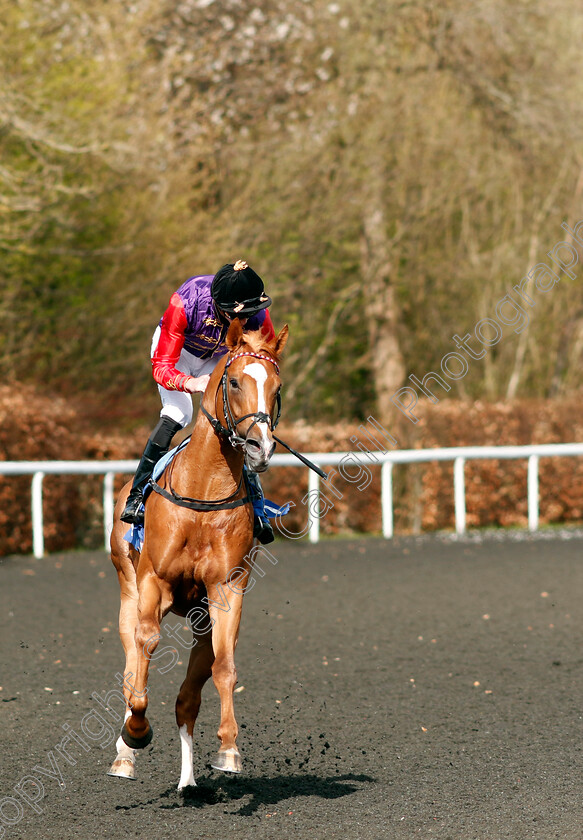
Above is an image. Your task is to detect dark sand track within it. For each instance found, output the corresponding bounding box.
[2,533,583,840]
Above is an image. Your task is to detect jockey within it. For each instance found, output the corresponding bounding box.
[121,259,276,543]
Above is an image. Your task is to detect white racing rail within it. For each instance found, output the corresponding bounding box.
[2,442,583,558]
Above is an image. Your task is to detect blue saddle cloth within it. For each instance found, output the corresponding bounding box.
[123,440,289,552]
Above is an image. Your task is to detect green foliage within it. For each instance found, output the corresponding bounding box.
[2,0,583,424]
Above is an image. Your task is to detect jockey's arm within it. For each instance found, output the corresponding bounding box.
[151,293,206,393]
[151,294,275,393]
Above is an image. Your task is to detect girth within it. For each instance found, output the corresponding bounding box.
[149,478,249,511]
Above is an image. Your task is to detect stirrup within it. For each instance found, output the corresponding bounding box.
[120,492,145,525]
[253,516,274,545]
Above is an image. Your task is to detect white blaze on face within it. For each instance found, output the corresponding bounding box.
[243,362,271,457]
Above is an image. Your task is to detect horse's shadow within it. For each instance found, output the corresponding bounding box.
[158,772,374,816]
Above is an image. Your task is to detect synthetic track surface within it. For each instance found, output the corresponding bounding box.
[2,534,583,840]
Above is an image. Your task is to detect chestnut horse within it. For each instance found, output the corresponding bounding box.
[107,319,288,787]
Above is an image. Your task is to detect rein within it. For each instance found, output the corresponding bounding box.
[204,349,328,480]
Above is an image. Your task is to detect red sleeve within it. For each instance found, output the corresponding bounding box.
[151,293,191,391]
[260,309,275,341]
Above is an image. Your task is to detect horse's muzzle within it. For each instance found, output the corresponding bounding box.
[244,436,275,472]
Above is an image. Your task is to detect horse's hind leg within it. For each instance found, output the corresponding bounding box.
[175,627,214,789]
[108,561,140,780]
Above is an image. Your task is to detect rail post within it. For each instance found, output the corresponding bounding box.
[528,454,539,532]
[454,457,466,535]
[308,468,320,544]
[104,471,115,550]
[31,471,45,559]
[381,460,394,538]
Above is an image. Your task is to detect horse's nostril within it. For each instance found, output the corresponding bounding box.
[245,439,261,453]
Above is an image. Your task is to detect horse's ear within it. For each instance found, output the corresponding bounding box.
[273,324,289,359]
[225,318,244,349]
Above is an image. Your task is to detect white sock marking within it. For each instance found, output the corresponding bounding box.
[177,724,196,789]
[115,736,136,761]
[112,708,137,762]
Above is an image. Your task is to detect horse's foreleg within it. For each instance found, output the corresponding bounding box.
[121,573,166,750]
[175,629,214,789]
[108,709,138,780]
[207,584,245,774]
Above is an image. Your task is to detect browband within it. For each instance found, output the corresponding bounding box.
[226,351,280,373]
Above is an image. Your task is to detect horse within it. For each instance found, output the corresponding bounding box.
[107,318,288,787]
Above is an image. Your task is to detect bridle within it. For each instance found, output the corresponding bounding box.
[201,348,327,479]
[200,350,282,449]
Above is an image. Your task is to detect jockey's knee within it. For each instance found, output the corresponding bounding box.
[151,415,182,447]
[160,398,192,428]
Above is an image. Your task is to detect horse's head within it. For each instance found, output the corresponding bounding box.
[220,319,289,472]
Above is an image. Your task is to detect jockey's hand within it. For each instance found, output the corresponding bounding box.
[184,374,210,394]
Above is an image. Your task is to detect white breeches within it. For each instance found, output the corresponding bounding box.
[151,326,221,427]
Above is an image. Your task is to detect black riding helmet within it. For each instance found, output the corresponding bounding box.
[211,259,272,317]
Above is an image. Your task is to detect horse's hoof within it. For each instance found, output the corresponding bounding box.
[121,721,153,750]
[107,757,137,780]
[177,779,197,792]
[211,748,242,774]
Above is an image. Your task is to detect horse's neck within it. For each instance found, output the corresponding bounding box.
[173,411,244,498]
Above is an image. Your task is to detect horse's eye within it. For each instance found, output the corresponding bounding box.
[229,378,239,389]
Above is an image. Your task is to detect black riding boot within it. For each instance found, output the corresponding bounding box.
[254,516,275,545]
[247,471,275,545]
[121,417,182,525]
